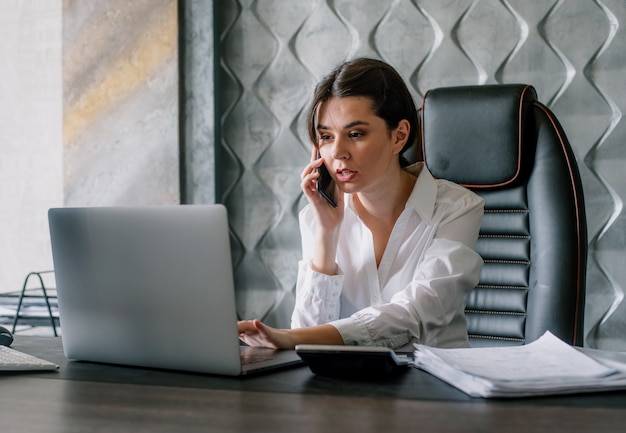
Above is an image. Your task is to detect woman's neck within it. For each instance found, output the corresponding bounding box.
[352,168,417,267]
[353,169,416,226]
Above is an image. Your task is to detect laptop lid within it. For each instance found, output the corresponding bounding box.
[48,204,300,376]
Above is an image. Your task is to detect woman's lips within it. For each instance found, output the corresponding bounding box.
[335,169,357,182]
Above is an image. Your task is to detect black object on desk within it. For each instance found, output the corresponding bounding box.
[296,344,410,379]
[0,325,14,346]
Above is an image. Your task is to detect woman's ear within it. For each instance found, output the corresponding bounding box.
[392,119,410,154]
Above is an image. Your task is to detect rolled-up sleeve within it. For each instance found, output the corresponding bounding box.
[291,260,343,328]
[333,238,482,348]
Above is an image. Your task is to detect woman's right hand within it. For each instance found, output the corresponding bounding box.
[238,320,295,349]
[300,147,345,230]
[300,146,344,275]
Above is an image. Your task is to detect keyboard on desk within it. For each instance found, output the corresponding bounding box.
[0,345,59,371]
[240,346,276,366]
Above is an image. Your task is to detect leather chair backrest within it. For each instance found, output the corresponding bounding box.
[420,84,587,347]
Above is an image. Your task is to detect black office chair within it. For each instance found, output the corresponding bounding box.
[418,84,587,347]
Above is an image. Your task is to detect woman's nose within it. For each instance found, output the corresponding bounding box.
[331,136,349,160]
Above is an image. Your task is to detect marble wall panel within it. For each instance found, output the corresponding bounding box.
[63,0,179,206]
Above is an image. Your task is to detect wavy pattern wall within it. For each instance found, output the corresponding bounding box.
[185,0,626,349]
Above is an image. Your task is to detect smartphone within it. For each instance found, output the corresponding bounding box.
[316,153,337,208]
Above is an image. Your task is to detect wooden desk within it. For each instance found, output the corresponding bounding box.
[2,336,626,433]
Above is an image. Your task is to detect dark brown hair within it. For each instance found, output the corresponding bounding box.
[306,57,422,166]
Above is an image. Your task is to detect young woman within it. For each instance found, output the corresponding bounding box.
[238,58,484,349]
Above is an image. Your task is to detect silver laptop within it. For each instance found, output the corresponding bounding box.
[48,204,302,376]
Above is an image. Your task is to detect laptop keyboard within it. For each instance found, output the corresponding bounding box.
[0,345,59,371]
[240,346,275,365]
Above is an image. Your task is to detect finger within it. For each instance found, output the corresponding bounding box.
[252,319,268,333]
[300,157,323,180]
[237,320,257,333]
[301,175,321,200]
[310,145,318,161]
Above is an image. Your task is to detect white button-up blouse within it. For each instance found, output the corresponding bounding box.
[291,162,484,348]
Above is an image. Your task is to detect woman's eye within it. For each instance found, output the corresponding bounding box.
[318,134,332,141]
[349,131,364,139]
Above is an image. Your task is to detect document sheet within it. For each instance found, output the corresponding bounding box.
[413,332,626,398]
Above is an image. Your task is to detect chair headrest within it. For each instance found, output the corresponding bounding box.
[421,84,537,188]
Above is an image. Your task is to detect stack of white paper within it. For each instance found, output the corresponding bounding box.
[413,331,626,398]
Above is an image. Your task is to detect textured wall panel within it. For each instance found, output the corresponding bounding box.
[583,0,626,349]
[63,0,179,206]
[187,0,626,349]
[537,1,623,350]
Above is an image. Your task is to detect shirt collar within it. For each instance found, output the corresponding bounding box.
[345,161,437,224]
[404,162,437,223]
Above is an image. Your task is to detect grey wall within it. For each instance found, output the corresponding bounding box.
[0,1,63,293]
[184,0,626,350]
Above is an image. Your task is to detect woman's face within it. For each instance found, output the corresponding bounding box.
[315,96,408,196]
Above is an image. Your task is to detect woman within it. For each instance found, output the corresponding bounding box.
[238,58,483,349]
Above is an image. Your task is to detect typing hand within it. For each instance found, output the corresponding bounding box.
[237,319,294,350]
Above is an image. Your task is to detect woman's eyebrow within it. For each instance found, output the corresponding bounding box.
[343,120,369,129]
[317,120,369,130]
